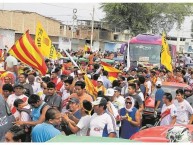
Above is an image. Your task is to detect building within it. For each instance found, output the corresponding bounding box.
[0,10,63,48]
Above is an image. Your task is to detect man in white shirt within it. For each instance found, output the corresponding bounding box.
[185,54,192,67]
[60,79,73,113]
[6,84,28,120]
[113,87,125,110]
[62,100,92,136]
[88,97,116,137]
[145,74,152,96]
[4,53,18,80]
[174,89,193,125]
[28,73,42,95]
[160,93,177,126]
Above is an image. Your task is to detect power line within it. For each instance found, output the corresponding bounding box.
[41,3,92,12]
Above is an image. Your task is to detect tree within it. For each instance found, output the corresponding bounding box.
[101,3,193,35]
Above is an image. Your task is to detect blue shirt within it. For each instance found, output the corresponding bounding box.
[32,123,61,142]
[140,84,146,96]
[155,88,165,108]
[73,110,81,119]
[120,107,139,139]
[101,76,112,89]
[31,102,46,121]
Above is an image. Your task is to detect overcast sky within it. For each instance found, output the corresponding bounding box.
[0,3,105,23]
[0,3,192,38]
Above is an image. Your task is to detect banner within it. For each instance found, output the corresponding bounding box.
[35,22,58,60]
[161,32,173,72]
[9,30,48,75]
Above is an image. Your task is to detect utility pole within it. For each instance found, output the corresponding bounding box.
[90,6,95,51]
[72,8,77,39]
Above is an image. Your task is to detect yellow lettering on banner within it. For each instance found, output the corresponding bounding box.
[35,22,58,60]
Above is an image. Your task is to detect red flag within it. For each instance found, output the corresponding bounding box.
[9,30,48,75]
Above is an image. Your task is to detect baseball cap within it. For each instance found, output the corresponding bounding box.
[105,88,115,97]
[97,78,103,83]
[69,97,80,104]
[78,70,85,74]
[114,87,121,92]
[13,84,24,89]
[155,81,162,86]
[92,97,107,106]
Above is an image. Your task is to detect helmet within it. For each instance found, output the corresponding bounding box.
[166,126,192,142]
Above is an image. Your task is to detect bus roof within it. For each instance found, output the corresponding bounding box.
[129,34,162,45]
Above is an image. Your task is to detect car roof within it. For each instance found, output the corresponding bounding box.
[130,125,193,142]
[162,82,191,89]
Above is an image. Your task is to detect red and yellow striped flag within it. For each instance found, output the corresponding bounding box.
[84,74,98,100]
[9,30,48,75]
[101,61,121,82]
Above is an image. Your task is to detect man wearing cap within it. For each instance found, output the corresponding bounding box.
[104,88,119,118]
[88,97,116,138]
[63,100,92,136]
[6,84,28,119]
[67,97,82,120]
[97,77,106,94]
[155,81,165,110]
[76,70,85,82]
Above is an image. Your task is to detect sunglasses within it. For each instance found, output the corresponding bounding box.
[125,102,132,105]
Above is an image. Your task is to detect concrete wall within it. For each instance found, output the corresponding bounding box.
[0,10,61,36]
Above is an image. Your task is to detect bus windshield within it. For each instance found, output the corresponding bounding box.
[130,43,161,64]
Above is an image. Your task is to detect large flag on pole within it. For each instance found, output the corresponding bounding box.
[161,32,173,72]
[35,22,58,60]
[101,61,122,82]
[9,30,48,75]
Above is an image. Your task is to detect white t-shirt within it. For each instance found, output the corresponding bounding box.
[138,92,144,101]
[185,56,192,65]
[174,99,193,125]
[160,104,177,126]
[146,80,152,95]
[6,94,28,119]
[5,55,18,70]
[76,115,91,136]
[60,85,71,113]
[20,105,31,122]
[89,113,115,137]
[116,96,125,109]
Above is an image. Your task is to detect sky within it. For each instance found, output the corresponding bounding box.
[0,3,192,38]
[0,3,105,24]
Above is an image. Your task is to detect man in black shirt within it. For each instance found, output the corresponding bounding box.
[44,82,62,111]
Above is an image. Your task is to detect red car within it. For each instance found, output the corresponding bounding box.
[143,82,191,120]
[130,125,193,142]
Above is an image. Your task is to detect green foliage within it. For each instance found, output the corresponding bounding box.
[101,3,193,35]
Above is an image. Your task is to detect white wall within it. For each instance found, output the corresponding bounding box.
[0,29,15,50]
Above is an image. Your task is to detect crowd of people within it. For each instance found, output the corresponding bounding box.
[0,48,193,142]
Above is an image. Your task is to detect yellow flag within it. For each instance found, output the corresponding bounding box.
[35,22,58,60]
[161,32,173,72]
[84,74,98,100]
